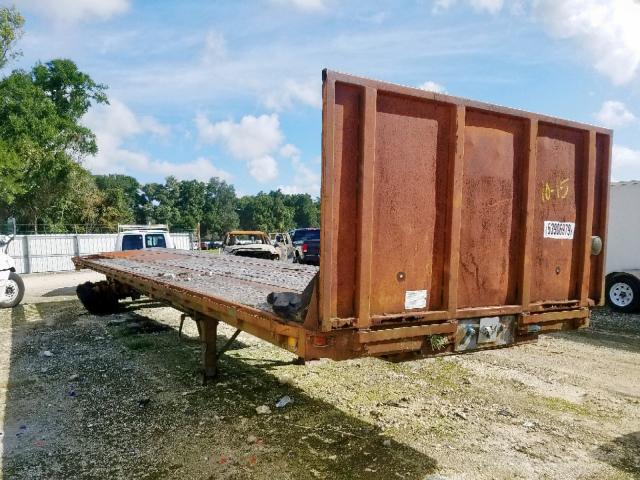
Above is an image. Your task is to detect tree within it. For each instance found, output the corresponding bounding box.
[284,193,320,228]
[202,177,239,239]
[0,6,24,70]
[174,179,206,230]
[0,60,108,231]
[32,59,108,122]
[142,177,183,228]
[238,190,295,233]
[94,174,144,225]
[0,139,23,205]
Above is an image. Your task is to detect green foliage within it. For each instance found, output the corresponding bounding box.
[0,56,109,231]
[284,193,320,228]
[32,59,108,121]
[202,177,239,239]
[429,335,450,351]
[0,6,24,69]
[91,176,318,238]
[238,190,296,233]
[0,139,23,204]
[94,174,144,226]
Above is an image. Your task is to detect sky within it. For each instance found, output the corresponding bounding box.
[10,0,640,195]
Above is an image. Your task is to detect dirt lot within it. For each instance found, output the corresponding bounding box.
[0,271,638,480]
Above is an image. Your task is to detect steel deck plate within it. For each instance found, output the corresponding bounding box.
[79,249,318,312]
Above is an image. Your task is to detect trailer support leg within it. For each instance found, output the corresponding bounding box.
[200,317,219,384]
[216,329,241,360]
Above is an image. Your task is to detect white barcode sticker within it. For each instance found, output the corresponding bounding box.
[405,290,427,310]
[543,221,575,239]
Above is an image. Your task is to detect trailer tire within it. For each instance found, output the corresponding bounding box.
[76,281,120,315]
[606,273,640,313]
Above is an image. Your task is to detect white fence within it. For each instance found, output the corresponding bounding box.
[7,233,193,274]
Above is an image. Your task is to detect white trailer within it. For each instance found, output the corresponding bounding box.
[605,181,640,312]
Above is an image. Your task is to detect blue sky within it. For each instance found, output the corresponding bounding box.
[12,0,640,194]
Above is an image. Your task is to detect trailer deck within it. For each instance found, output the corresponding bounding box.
[77,249,317,312]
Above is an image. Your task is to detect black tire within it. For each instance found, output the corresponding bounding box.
[0,272,25,308]
[76,281,120,315]
[606,273,640,313]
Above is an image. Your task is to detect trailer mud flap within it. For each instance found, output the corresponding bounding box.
[455,316,516,351]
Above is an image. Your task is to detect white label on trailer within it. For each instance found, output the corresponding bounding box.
[543,221,575,239]
[405,290,427,310]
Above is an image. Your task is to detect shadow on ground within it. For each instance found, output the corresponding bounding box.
[597,432,640,479]
[554,307,640,353]
[1,300,438,479]
[41,286,77,297]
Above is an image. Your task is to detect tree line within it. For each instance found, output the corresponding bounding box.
[93,174,320,239]
[0,6,320,238]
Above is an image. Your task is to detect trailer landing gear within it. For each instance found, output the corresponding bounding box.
[181,313,243,385]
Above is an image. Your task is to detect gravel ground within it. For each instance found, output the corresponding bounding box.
[0,271,638,479]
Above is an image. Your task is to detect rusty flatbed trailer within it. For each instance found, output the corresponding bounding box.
[73,70,612,379]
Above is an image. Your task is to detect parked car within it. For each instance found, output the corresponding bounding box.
[291,228,320,265]
[222,230,293,261]
[116,224,175,251]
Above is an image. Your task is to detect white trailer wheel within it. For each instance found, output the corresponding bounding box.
[610,282,634,308]
[606,274,640,313]
[0,272,25,308]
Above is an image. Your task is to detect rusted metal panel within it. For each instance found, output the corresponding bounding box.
[457,110,525,308]
[444,105,465,314]
[589,133,612,304]
[520,308,589,325]
[325,82,360,321]
[355,86,377,328]
[357,321,456,343]
[321,70,611,330]
[369,91,450,315]
[531,124,585,303]
[519,119,539,308]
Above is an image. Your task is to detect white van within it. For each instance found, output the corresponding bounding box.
[115,224,175,251]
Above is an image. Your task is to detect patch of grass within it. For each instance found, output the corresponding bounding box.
[532,395,593,416]
[123,338,155,351]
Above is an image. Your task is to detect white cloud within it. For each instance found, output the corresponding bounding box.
[278,147,321,196]
[196,113,284,182]
[280,143,302,159]
[196,113,283,160]
[84,99,170,142]
[470,0,504,13]
[271,0,326,12]
[201,30,227,64]
[432,0,640,84]
[595,101,636,128]
[18,0,130,24]
[248,156,279,183]
[612,145,640,181]
[533,0,640,85]
[433,0,504,14]
[418,80,447,93]
[83,100,230,182]
[264,78,322,111]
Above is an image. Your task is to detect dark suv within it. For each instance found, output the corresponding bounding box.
[291,228,320,265]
